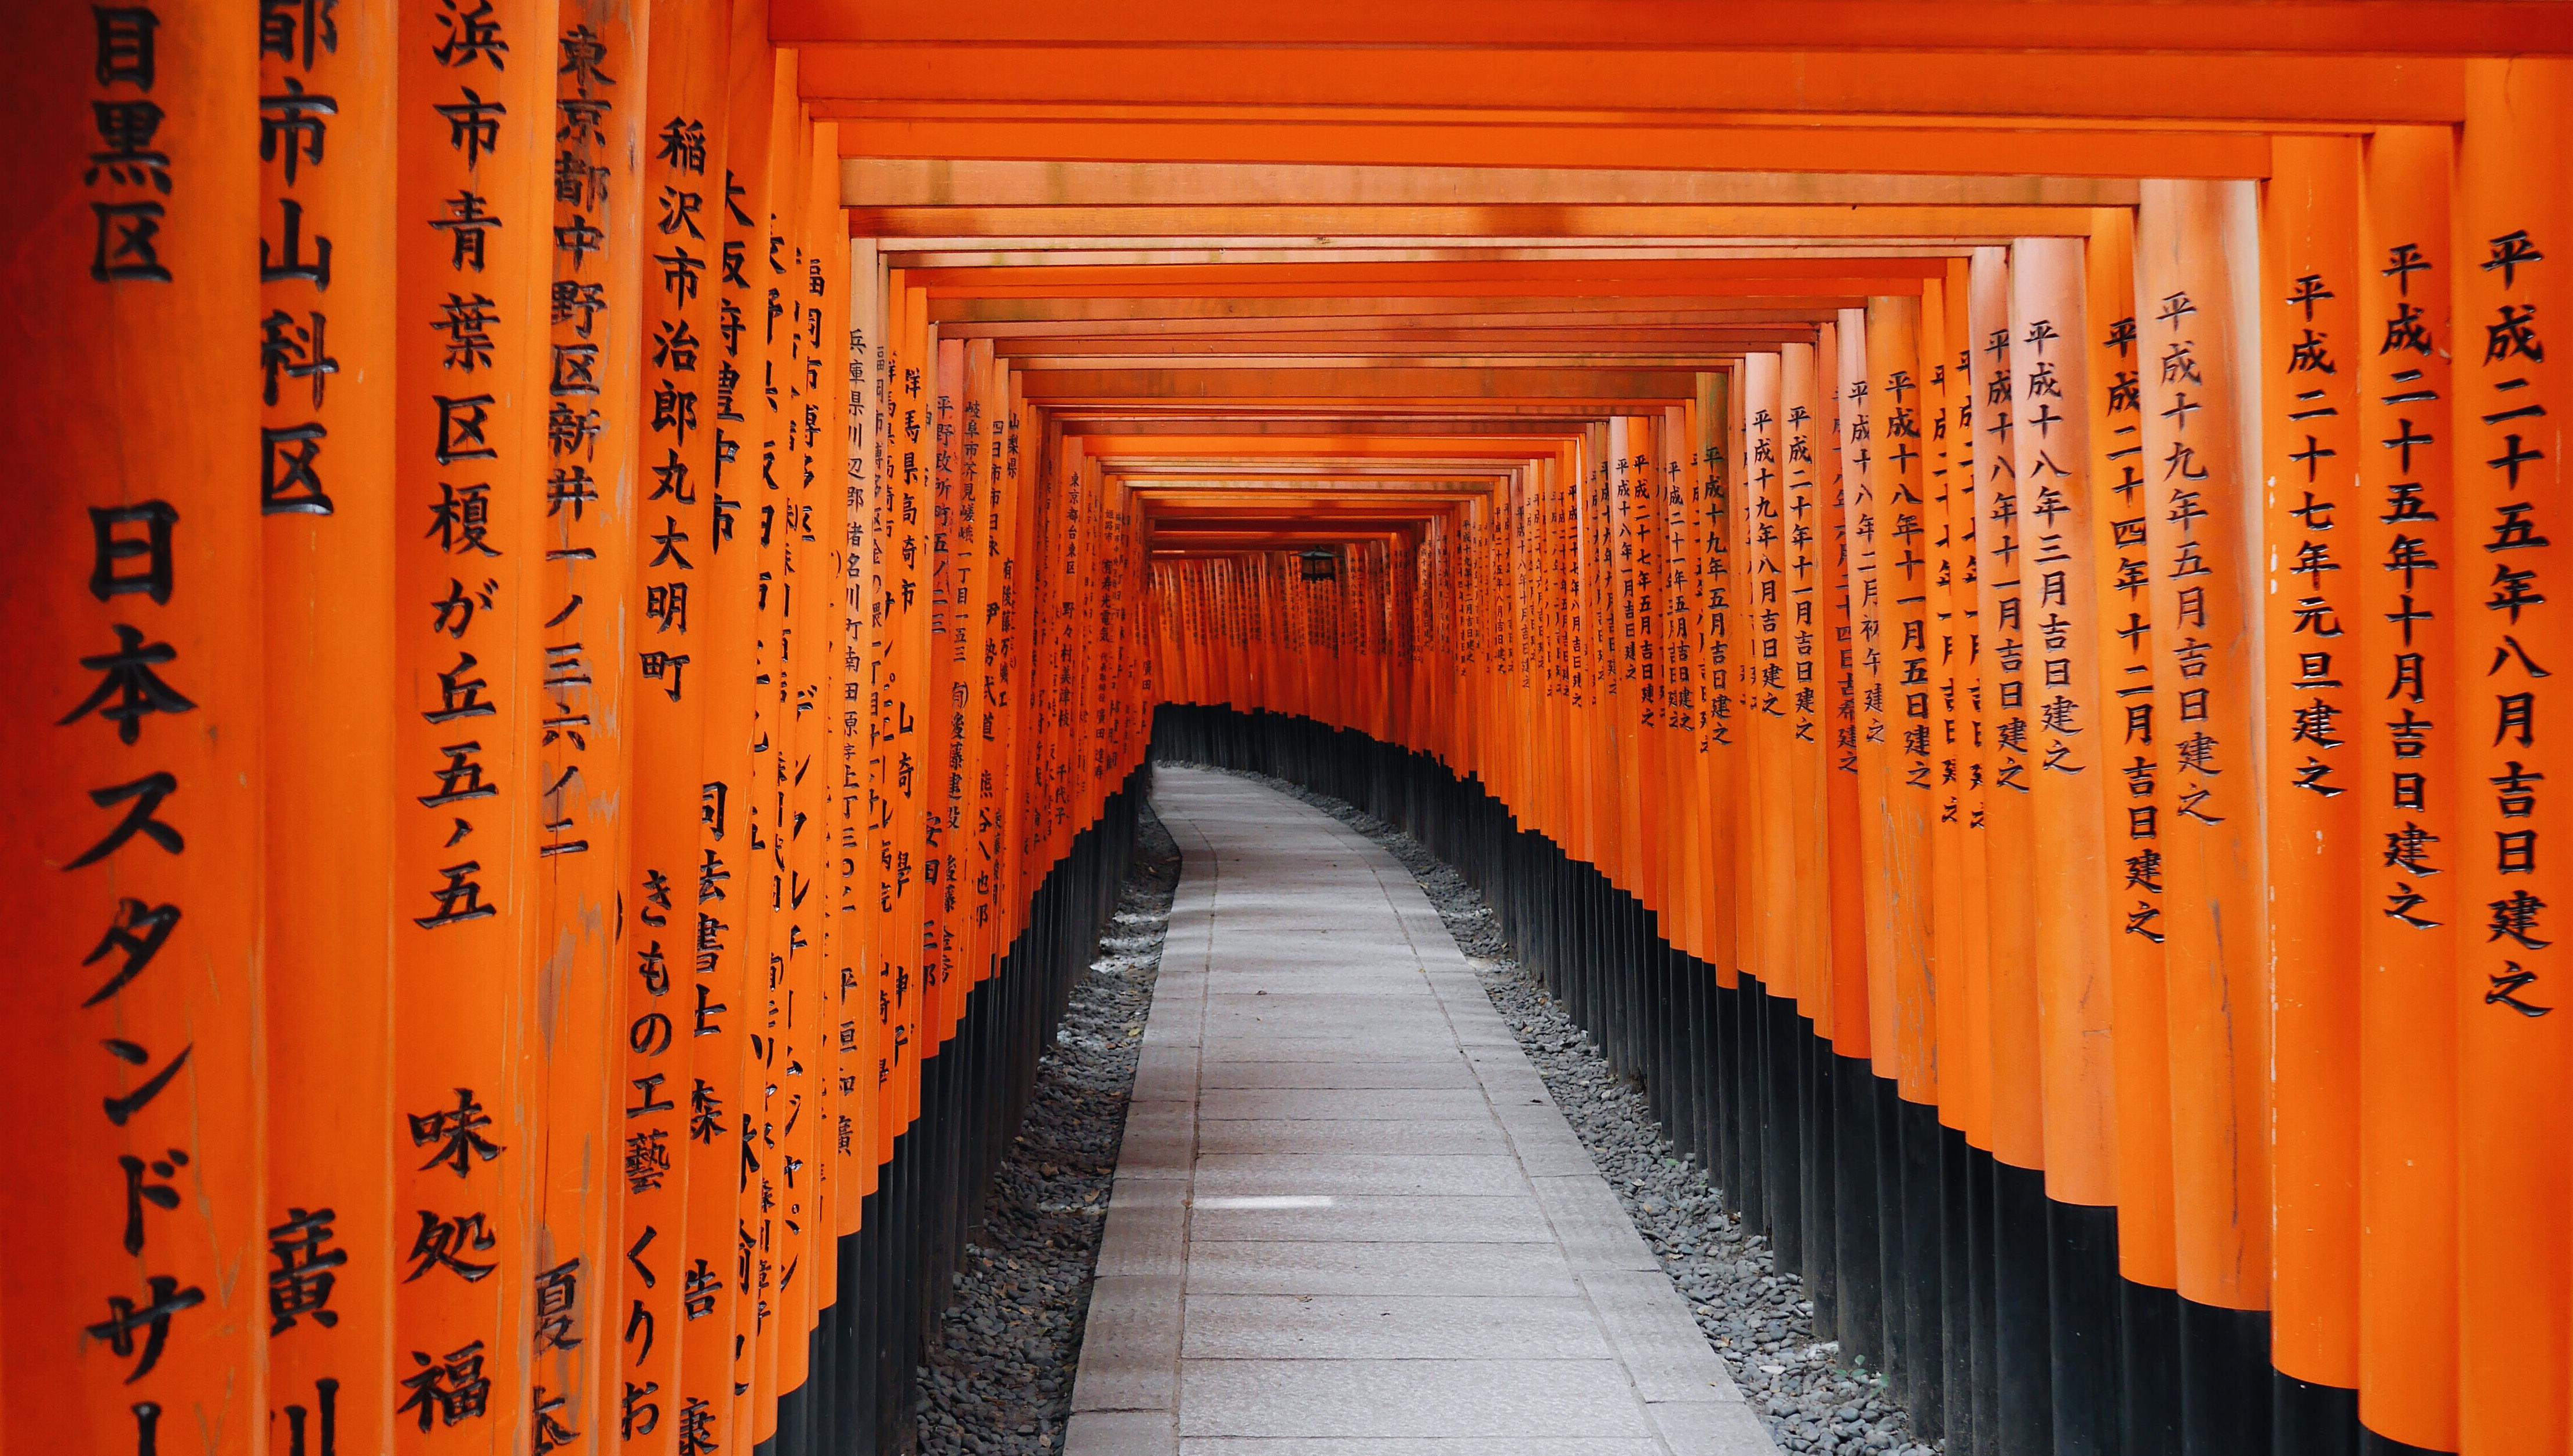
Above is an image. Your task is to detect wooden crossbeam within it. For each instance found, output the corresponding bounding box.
[773,0,2573,57]
[799,46,2470,123]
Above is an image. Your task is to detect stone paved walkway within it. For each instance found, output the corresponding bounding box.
[1068,767,1775,1455]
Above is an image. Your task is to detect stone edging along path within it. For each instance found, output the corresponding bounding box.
[912,803,1182,1455]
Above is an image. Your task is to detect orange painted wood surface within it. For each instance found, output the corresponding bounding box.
[12,12,2573,1456]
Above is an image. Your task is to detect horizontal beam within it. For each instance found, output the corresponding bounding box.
[992,329,1798,351]
[798,45,2469,122]
[1010,351,1751,369]
[1021,368,1700,405]
[931,295,1868,324]
[773,0,2573,57]
[940,307,1829,338]
[1124,466,1521,482]
[1068,408,1634,426]
[1132,486,1499,502]
[888,247,1997,270]
[1153,516,1444,532]
[840,159,2141,208]
[825,114,2275,179]
[1012,353,1752,370]
[1077,434,1571,459]
[854,205,2093,240]
[1065,418,1609,437]
[909,255,1946,291]
[1148,532,1427,550]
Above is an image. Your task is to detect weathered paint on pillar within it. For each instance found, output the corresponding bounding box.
[2,10,265,1456]
[260,2,399,1451]
[2453,57,2571,1456]
[2135,176,2272,1314]
[2353,120,2459,1455]
[2260,131,2366,1398]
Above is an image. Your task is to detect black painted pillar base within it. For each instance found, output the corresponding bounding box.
[1993,1161,2056,1456]
[2047,1201,2121,1456]
[751,766,1146,1456]
[2181,1301,2274,1456]
[1143,704,2388,1456]
[1895,1093,1946,1443]
[2276,1369,2362,1456]
[1833,1053,1885,1375]
[2121,1279,2185,1456]
[2359,1422,2452,1456]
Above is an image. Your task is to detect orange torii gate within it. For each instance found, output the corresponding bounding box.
[4,5,2571,1456]
[888,30,2557,1456]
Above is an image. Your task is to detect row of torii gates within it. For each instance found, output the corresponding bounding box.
[6,3,2570,1455]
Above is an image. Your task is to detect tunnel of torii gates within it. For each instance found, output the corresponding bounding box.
[12,2,2573,1456]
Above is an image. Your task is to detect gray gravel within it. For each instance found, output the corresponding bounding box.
[1180,762,1939,1456]
[912,802,1182,1456]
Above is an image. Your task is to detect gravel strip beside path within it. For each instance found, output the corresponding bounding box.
[913,802,1182,1456]
[1180,763,1938,1456]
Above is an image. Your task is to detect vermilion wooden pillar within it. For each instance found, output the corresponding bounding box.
[1576,426,1610,890]
[1923,273,1982,1162]
[1968,243,2044,1187]
[1669,395,1709,964]
[1914,288,1965,1132]
[846,238,890,1208]
[778,105,829,1419]
[759,84,803,1455]
[946,341,996,1032]
[393,2,560,1451]
[708,10,781,1442]
[1866,295,1940,1120]
[737,74,801,1444]
[1942,254,1997,1175]
[1814,310,1874,1360]
[986,362,1035,990]
[1819,330,1874,1092]
[816,109,855,1373]
[2351,122,2459,1456]
[631,0,732,1448]
[1848,301,1903,1091]
[1742,352,1788,1008]
[1907,276,1956,1442]
[260,3,398,1453]
[2006,238,2115,1211]
[2453,57,2571,1456]
[2259,133,2367,1443]
[2085,202,2185,1456]
[1561,441,1591,876]
[1632,413,1676,962]
[1781,343,1833,1043]
[797,143,848,1342]
[538,5,647,1451]
[826,232,862,1222]
[1788,338,1841,1337]
[2136,176,2274,1454]
[1700,369,1744,986]
[1869,291,1946,1429]
[2011,234,2121,1456]
[897,277,935,1147]
[1,9,264,1456]
[1613,422,1650,939]
[1969,237,2058,1456]
[928,335,966,1059]
[1728,372,1755,995]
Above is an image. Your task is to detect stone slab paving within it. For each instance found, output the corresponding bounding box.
[1069,767,1775,1456]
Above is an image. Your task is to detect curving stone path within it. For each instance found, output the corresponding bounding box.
[1068,767,1777,1456]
